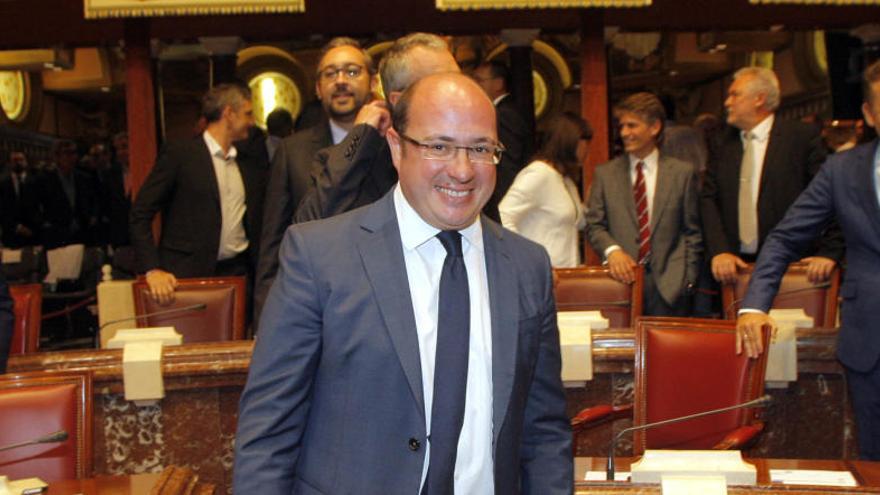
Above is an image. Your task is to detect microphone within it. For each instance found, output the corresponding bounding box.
[96,303,207,348]
[0,430,68,453]
[725,283,831,316]
[605,395,772,481]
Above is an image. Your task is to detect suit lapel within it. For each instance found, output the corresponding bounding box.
[313,120,333,148]
[197,139,221,209]
[758,120,784,197]
[357,193,425,418]
[650,156,673,231]
[613,158,638,226]
[483,219,519,444]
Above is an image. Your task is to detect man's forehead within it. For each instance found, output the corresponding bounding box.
[320,46,365,68]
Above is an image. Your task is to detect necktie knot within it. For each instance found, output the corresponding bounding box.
[437,230,463,258]
[637,160,645,172]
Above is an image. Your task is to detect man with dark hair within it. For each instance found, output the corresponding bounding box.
[254,37,376,323]
[264,108,294,161]
[36,141,100,248]
[235,72,571,494]
[586,92,702,315]
[701,67,843,287]
[293,32,460,223]
[737,60,880,460]
[130,83,259,304]
[472,60,533,222]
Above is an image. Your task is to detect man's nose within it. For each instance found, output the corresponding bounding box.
[447,148,476,181]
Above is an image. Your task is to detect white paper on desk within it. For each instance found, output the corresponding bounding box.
[769,469,857,487]
[1,249,22,264]
[44,243,84,283]
[765,309,811,384]
[585,471,630,481]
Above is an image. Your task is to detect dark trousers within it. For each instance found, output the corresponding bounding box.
[846,360,880,460]
[642,265,691,317]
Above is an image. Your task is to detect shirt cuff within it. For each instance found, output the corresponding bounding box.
[737,308,766,316]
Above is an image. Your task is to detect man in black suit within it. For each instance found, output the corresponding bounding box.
[472,60,533,222]
[130,83,257,304]
[0,270,12,374]
[0,151,41,248]
[293,32,460,224]
[254,37,375,323]
[36,141,101,249]
[701,66,843,286]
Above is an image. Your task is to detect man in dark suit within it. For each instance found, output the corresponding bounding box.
[0,151,41,248]
[293,32,460,223]
[586,92,702,316]
[130,83,257,305]
[0,270,12,374]
[472,60,533,222]
[701,66,843,287]
[254,37,376,324]
[737,61,880,460]
[235,73,571,494]
[36,141,101,249]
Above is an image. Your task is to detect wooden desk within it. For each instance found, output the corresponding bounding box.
[48,473,161,494]
[575,457,880,494]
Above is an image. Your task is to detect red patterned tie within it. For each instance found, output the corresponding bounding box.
[633,161,651,264]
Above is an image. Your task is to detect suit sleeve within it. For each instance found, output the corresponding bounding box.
[129,146,180,273]
[233,226,324,494]
[742,162,838,311]
[254,143,297,328]
[294,124,386,223]
[584,169,619,257]
[700,139,734,259]
[682,167,704,286]
[0,270,13,374]
[519,250,574,494]
[498,163,541,234]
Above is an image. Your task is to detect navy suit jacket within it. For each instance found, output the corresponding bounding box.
[234,191,572,494]
[743,140,880,372]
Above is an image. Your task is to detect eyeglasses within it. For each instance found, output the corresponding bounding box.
[399,133,505,165]
[318,64,365,82]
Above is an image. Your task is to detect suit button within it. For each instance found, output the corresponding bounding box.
[408,438,420,451]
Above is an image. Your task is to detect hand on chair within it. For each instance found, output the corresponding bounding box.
[607,250,637,284]
[711,252,748,285]
[800,256,836,285]
[735,312,775,359]
[145,269,178,305]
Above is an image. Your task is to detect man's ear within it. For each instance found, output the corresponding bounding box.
[386,126,403,173]
[863,101,877,129]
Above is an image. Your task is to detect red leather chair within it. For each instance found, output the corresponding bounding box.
[0,370,92,482]
[553,266,643,328]
[9,283,42,355]
[722,261,841,327]
[572,317,770,455]
[132,276,246,343]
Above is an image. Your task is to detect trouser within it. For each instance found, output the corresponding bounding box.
[846,360,880,460]
[642,265,691,317]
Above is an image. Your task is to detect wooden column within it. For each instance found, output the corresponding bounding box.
[580,14,609,265]
[124,19,157,199]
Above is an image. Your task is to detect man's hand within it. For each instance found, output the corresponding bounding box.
[145,269,178,305]
[354,100,391,136]
[711,252,748,285]
[800,256,836,284]
[607,250,637,284]
[735,312,775,358]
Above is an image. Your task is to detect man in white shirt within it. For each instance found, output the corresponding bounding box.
[586,92,702,316]
[130,83,257,304]
[235,72,571,494]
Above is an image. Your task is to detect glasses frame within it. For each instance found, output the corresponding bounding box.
[317,64,366,82]
[398,133,505,165]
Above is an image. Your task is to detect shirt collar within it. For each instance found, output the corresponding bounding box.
[203,131,237,161]
[392,183,484,254]
[328,119,349,145]
[628,147,659,172]
[744,114,774,142]
[492,93,510,106]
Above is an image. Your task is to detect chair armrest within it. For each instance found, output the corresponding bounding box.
[712,422,765,450]
[571,403,634,431]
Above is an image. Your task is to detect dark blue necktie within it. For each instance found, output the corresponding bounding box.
[425,230,470,495]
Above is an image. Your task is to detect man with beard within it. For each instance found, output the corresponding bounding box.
[130,83,258,304]
[254,38,375,324]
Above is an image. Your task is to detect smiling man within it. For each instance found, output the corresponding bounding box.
[234,72,572,494]
[586,92,702,316]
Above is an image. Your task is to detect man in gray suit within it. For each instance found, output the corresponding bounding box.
[586,92,702,315]
[234,72,572,494]
[254,37,376,325]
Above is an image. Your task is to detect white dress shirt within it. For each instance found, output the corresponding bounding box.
[393,184,494,495]
[499,160,585,267]
[605,148,660,259]
[740,114,774,254]
[329,119,349,145]
[203,131,249,260]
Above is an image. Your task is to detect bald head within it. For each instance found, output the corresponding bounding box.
[391,72,494,136]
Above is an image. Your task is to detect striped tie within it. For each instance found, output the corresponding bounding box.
[633,161,651,264]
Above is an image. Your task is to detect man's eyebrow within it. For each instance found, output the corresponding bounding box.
[420,135,496,144]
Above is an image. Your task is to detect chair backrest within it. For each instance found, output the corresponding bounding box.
[0,370,92,482]
[632,317,770,454]
[722,262,841,327]
[553,266,643,327]
[9,283,42,354]
[131,276,246,343]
